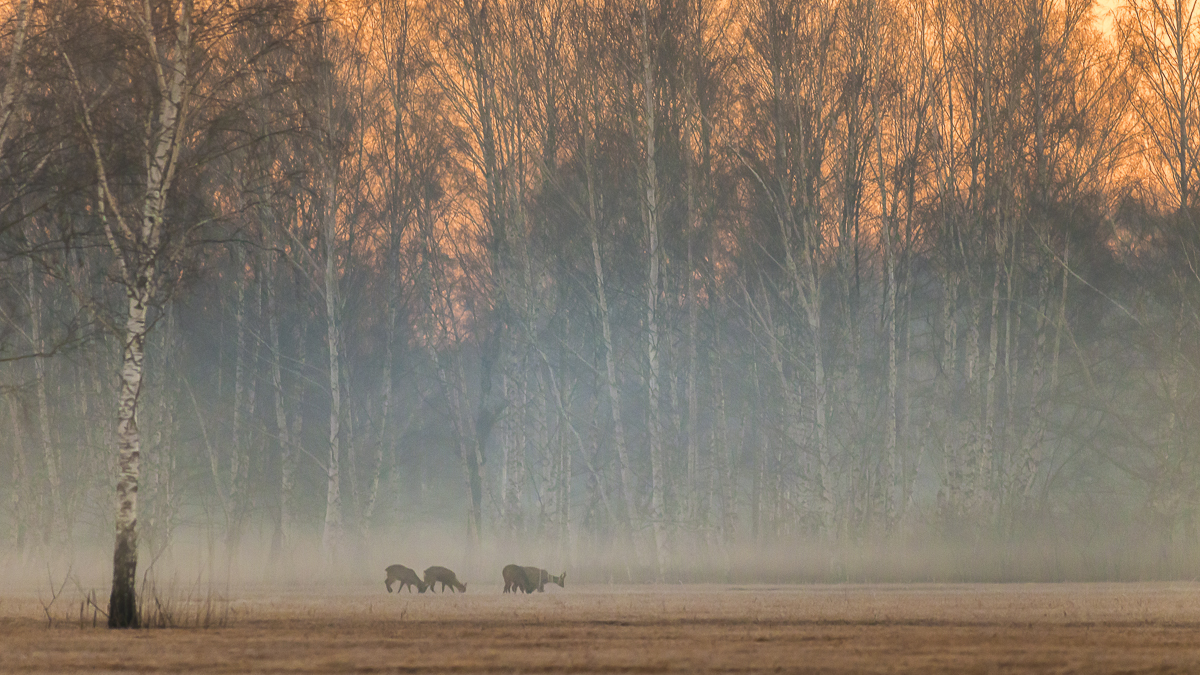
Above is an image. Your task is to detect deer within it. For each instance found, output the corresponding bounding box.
[423,565,467,593]
[503,564,565,593]
[523,566,565,593]
[502,564,529,593]
[384,564,427,593]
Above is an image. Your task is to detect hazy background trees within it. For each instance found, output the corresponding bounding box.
[2,0,1198,588]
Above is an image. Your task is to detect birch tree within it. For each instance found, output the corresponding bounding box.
[58,0,287,627]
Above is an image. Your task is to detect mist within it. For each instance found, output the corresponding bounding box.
[3,0,1200,609]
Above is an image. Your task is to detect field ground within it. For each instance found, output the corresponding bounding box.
[2,582,1200,673]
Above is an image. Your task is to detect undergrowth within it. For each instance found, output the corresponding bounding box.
[40,566,232,629]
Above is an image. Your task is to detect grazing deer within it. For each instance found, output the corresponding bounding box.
[423,566,467,593]
[385,564,427,593]
[503,565,565,593]
[502,564,530,593]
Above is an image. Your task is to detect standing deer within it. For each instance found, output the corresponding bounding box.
[423,566,467,593]
[385,564,427,593]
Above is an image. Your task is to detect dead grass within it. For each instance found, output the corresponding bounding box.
[3,583,1200,673]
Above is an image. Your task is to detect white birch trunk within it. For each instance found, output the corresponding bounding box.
[980,255,1003,513]
[110,287,149,627]
[963,275,981,509]
[7,393,29,552]
[590,206,637,552]
[28,256,61,541]
[146,306,178,560]
[0,0,31,153]
[939,272,961,516]
[803,230,832,533]
[685,238,700,528]
[711,321,736,546]
[639,1,668,578]
[360,268,397,538]
[321,180,344,562]
[266,250,293,562]
[227,248,253,564]
[503,371,526,538]
[884,216,898,527]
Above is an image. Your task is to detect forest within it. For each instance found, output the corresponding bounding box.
[1,0,1199,620]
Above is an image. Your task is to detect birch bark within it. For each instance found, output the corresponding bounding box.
[7,393,29,552]
[321,171,344,561]
[638,0,668,578]
[28,256,61,541]
[64,0,192,626]
[265,249,294,563]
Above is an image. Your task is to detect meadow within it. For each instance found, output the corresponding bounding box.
[3,582,1200,673]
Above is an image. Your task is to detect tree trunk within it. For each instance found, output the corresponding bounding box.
[360,261,398,541]
[146,306,178,561]
[266,250,292,564]
[28,255,61,542]
[110,288,149,628]
[0,0,30,153]
[640,0,668,578]
[884,213,898,527]
[7,393,29,554]
[939,271,961,519]
[503,371,526,539]
[590,200,637,556]
[321,175,344,563]
[685,236,700,529]
[227,248,253,567]
[107,0,187,622]
[711,320,736,546]
[980,254,1002,514]
[806,257,833,534]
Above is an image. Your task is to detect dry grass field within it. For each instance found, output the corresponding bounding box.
[3,582,1200,673]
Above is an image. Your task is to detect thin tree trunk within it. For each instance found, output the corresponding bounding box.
[939,271,961,518]
[321,173,344,563]
[266,250,292,564]
[28,256,61,542]
[0,0,31,153]
[443,351,482,547]
[148,306,178,561]
[884,216,898,527]
[805,245,832,533]
[589,201,636,555]
[981,254,1003,513]
[685,237,699,528]
[504,370,526,538]
[872,75,898,528]
[711,320,735,546]
[228,248,253,567]
[7,393,29,554]
[640,0,668,578]
[750,362,767,546]
[552,356,574,567]
[361,263,398,540]
[286,316,307,555]
[963,274,981,510]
